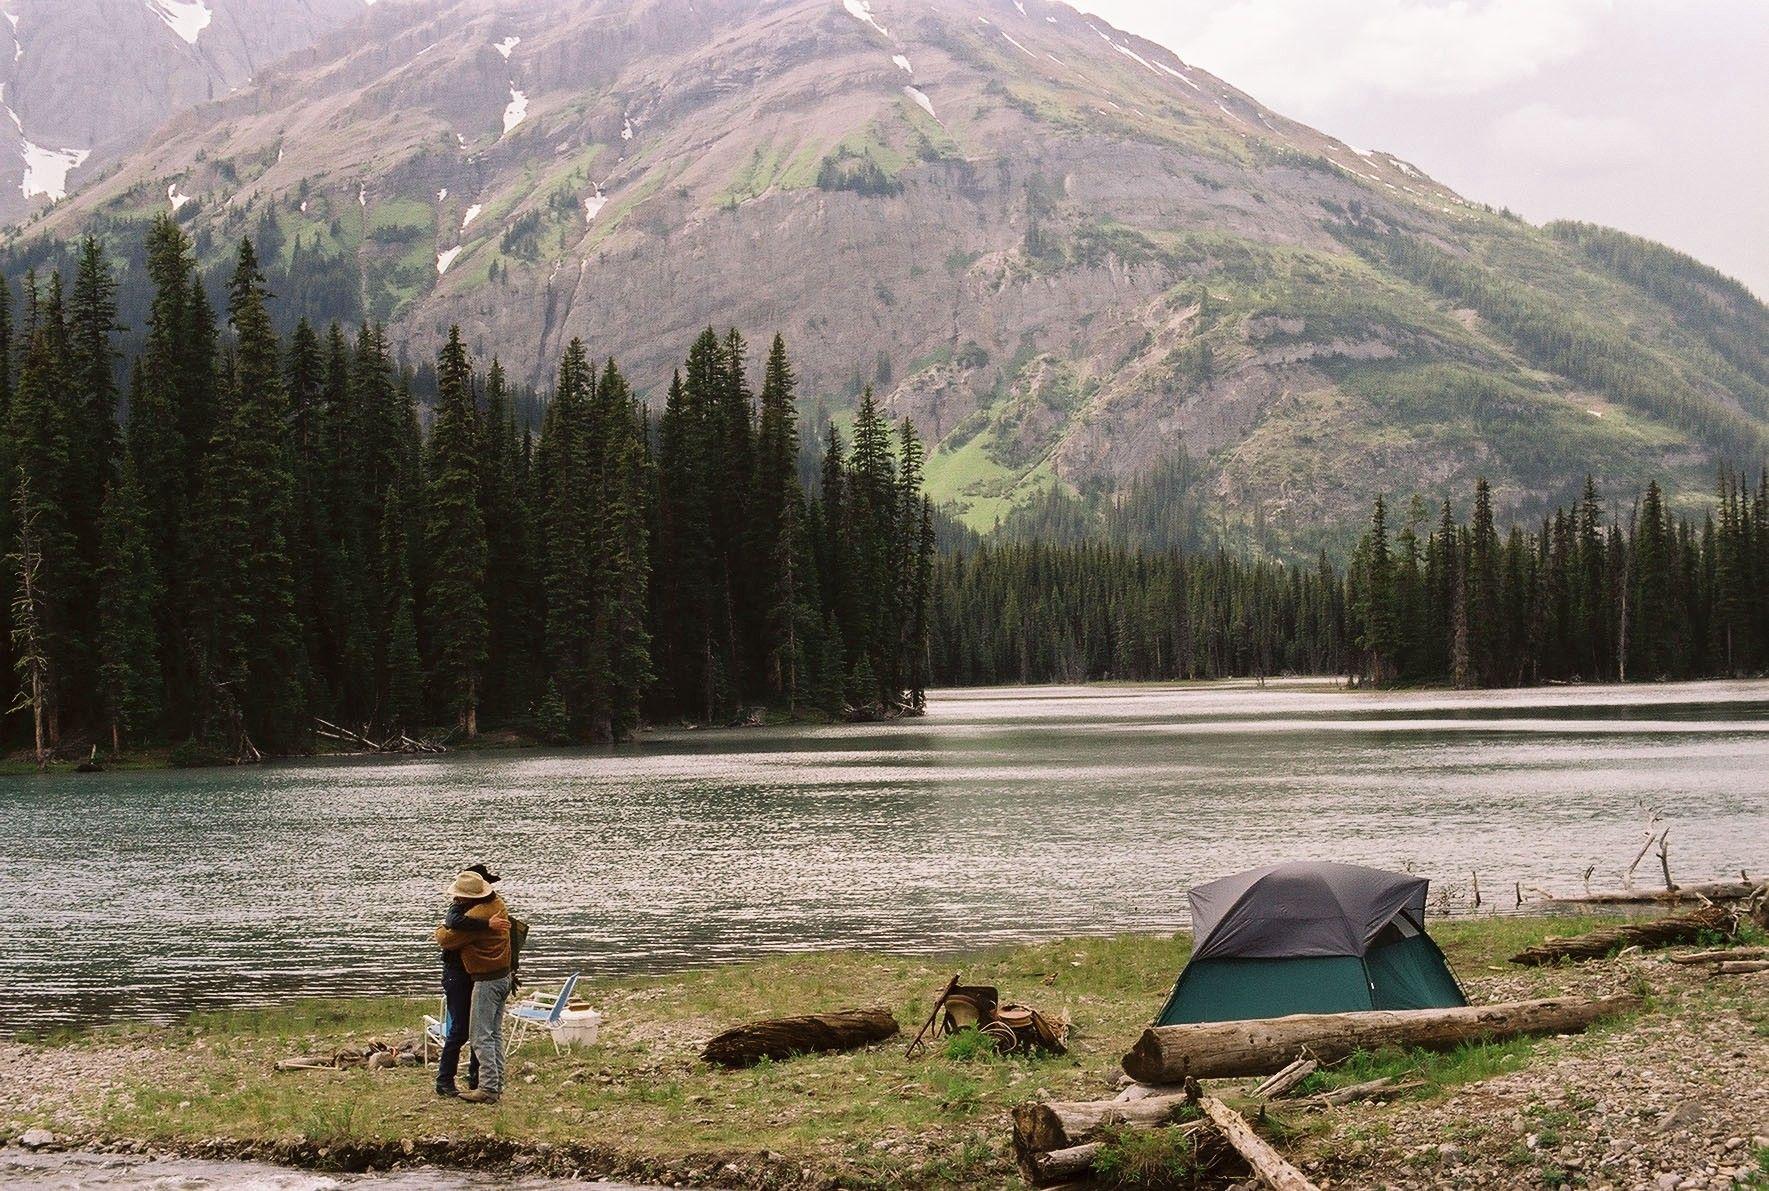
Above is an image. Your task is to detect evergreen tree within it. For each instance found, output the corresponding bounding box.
[97,456,162,751]
[423,327,489,736]
[192,240,309,756]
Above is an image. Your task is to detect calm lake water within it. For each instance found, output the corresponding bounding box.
[2,679,1766,1034]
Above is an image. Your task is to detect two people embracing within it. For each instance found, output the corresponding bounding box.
[432,864,528,1104]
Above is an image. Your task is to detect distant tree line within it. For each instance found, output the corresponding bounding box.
[2,218,933,765]
[929,474,1769,688]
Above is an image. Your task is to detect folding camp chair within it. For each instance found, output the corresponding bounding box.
[506,972,580,1055]
[422,994,470,1067]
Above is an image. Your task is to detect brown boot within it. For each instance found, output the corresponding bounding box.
[458,1088,501,1105]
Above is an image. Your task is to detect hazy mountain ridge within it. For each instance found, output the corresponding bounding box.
[0,0,365,219]
[9,0,1767,545]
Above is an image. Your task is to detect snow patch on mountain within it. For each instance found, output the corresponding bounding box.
[4,93,88,201]
[892,53,911,73]
[494,36,519,59]
[584,188,607,220]
[1155,61,1202,91]
[1111,42,1158,75]
[146,0,211,46]
[903,85,936,120]
[842,0,887,38]
[1002,33,1036,59]
[621,114,633,141]
[436,246,462,275]
[462,203,482,230]
[503,87,527,136]
[437,187,447,202]
[168,182,191,212]
[21,141,89,201]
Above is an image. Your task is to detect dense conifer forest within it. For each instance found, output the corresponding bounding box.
[4,220,1766,767]
[929,473,1769,688]
[1,219,934,764]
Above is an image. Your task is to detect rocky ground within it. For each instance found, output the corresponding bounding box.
[0,920,1765,1189]
[1299,956,1768,1191]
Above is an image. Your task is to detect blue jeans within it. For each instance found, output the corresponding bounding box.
[469,972,513,1094]
[436,966,479,1093]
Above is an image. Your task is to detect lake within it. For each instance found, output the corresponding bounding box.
[3,679,1766,1034]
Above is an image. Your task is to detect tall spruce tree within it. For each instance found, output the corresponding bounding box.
[193,240,309,756]
[97,456,162,751]
[423,327,489,736]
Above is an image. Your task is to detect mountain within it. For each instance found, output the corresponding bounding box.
[9,0,1767,545]
[0,0,364,220]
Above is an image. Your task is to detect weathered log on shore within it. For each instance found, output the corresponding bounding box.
[1509,906,1732,965]
[1252,1056,1318,1100]
[701,1008,898,1067]
[1012,1094,1199,1155]
[1535,880,1760,907]
[1020,1141,1101,1187]
[1121,996,1638,1083]
[1197,1096,1319,1191]
[1716,960,1769,975]
[1667,946,1769,965]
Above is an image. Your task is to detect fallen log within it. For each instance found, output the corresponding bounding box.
[1013,1094,1200,1155]
[1253,1056,1318,1100]
[1115,1081,1188,1103]
[1668,946,1769,965]
[1509,906,1732,965]
[1308,1076,1425,1106]
[1534,880,1759,907]
[1197,1095,1318,1191]
[701,1008,898,1067]
[1121,995,1638,1083]
[1716,960,1769,975]
[1021,1141,1100,1187]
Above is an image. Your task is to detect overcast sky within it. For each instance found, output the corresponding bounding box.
[1085,0,1768,297]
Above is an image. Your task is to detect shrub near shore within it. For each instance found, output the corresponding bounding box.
[2,917,1766,1189]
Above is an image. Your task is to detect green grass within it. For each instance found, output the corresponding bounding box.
[8,915,1699,1188]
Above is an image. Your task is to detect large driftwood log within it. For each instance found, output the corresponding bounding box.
[1197,1096,1319,1191]
[1536,880,1760,907]
[1716,960,1769,975]
[701,1008,898,1067]
[1013,1094,1199,1155]
[1122,995,1638,1083]
[1509,906,1732,965]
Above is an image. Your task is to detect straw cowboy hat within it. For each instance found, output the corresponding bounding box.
[448,870,498,900]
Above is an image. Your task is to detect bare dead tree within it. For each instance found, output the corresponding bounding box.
[7,479,51,771]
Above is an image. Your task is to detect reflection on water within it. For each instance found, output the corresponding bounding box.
[3,679,1766,1032]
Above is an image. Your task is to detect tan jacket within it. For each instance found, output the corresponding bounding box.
[433,895,512,978]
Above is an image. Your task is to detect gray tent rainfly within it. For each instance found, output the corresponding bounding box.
[1156,861,1468,1025]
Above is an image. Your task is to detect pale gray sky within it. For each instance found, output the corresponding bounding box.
[1087,0,1769,296]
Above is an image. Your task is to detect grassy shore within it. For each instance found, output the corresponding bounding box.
[3,916,1766,1189]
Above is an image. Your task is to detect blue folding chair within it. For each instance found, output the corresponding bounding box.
[506,972,580,1055]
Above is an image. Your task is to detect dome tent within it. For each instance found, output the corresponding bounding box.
[1156,862,1467,1026]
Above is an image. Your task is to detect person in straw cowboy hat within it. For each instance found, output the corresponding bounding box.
[434,866,515,1104]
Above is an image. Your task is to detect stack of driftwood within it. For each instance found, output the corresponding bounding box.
[1013,994,1638,1188]
[275,1037,427,1072]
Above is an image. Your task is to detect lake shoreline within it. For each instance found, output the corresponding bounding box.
[9,671,1769,779]
[4,917,1765,1189]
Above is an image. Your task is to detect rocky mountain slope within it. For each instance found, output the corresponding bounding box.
[0,0,363,220]
[10,0,1767,543]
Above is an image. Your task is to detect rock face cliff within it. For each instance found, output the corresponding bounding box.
[0,0,362,217]
[12,0,1768,541]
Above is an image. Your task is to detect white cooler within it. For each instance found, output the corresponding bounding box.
[552,1007,604,1048]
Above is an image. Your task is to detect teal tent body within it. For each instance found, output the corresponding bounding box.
[1156,862,1467,1026]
